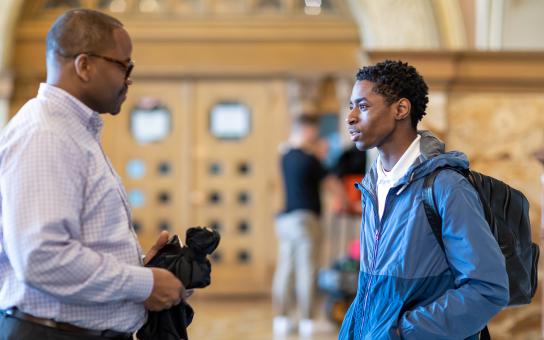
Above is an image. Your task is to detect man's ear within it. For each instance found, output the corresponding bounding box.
[395,98,411,121]
[73,54,92,82]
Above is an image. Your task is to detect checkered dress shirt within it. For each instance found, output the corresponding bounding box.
[0,83,153,332]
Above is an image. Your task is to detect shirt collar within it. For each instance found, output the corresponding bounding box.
[37,83,103,137]
[377,134,421,186]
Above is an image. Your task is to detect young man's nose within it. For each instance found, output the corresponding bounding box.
[345,112,358,125]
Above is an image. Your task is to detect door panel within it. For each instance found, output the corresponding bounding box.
[192,80,288,295]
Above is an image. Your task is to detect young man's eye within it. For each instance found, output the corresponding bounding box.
[358,103,368,110]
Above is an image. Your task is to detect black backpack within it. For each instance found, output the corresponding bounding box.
[422,167,539,306]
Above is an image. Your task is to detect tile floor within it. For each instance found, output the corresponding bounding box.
[186,296,339,340]
[184,295,542,340]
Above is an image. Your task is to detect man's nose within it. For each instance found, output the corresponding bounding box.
[345,109,358,125]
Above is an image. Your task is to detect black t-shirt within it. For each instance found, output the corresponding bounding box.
[281,148,328,216]
[332,145,366,178]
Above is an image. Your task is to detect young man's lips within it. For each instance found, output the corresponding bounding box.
[349,129,361,141]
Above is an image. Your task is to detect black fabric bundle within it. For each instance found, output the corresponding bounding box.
[137,227,220,340]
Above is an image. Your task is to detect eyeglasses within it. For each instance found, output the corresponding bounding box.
[86,53,134,80]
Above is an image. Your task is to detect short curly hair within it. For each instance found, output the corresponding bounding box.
[356,60,429,129]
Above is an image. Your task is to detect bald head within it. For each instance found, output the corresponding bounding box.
[45,9,133,114]
[46,8,123,64]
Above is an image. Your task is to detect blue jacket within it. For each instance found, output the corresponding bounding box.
[339,131,509,340]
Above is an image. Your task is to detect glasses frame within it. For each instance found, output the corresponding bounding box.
[86,53,134,80]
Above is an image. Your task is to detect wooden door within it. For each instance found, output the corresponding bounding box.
[191,80,287,295]
[102,79,288,295]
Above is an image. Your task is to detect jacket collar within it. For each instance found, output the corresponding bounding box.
[361,130,469,194]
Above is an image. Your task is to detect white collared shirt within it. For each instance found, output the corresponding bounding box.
[0,83,153,332]
[376,135,421,220]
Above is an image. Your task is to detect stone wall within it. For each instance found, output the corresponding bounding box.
[447,92,544,339]
[448,92,544,229]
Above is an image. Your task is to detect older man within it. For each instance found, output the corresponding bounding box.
[0,9,183,340]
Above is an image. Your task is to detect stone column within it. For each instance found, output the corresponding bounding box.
[475,0,505,50]
[346,0,440,49]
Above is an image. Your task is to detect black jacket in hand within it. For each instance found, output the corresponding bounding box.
[137,227,220,340]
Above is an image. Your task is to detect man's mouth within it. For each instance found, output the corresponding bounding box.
[348,128,361,141]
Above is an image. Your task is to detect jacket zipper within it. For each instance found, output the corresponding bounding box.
[358,182,402,338]
[358,184,381,338]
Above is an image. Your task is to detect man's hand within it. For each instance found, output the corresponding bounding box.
[144,268,184,311]
[143,231,186,311]
[143,230,170,265]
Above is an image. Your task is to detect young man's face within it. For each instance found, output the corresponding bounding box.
[346,80,398,151]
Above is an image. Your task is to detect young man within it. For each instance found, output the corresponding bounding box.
[339,60,508,339]
[0,9,184,340]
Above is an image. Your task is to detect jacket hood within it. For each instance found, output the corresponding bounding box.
[362,130,469,193]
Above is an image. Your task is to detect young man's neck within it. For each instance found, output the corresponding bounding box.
[378,129,418,172]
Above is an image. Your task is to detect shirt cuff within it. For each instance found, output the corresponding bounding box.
[124,266,154,302]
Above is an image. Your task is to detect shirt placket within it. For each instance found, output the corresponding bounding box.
[96,141,144,264]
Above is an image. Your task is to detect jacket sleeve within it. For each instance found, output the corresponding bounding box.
[398,172,509,339]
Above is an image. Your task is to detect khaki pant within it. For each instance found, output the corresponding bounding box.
[272,210,322,319]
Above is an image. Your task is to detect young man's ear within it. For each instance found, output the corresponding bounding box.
[395,98,411,121]
[73,54,92,82]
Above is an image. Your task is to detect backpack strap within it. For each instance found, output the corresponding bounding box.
[422,167,469,251]
[422,169,444,251]
[479,326,491,340]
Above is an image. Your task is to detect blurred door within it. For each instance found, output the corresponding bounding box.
[102,79,288,295]
[191,80,287,295]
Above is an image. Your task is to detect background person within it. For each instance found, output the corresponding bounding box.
[272,114,329,337]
